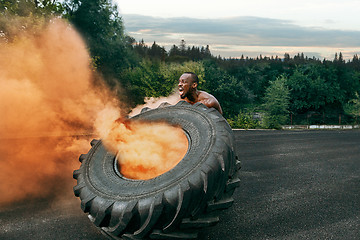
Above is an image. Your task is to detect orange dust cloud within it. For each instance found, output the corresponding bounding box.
[95,110,188,180]
[0,17,189,207]
[128,92,180,117]
[0,19,119,207]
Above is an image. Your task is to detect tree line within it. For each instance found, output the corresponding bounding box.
[2,0,360,128]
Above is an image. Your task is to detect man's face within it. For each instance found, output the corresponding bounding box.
[178,74,196,99]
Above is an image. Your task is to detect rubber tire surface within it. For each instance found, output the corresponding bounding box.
[73,101,239,239]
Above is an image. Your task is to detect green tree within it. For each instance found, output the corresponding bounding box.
[179,39,186,54]
[332,63,360,107]
[243,63,270,101]
[343,92,360,124]
[1,0,63,17]
[227,111,261,129]
[287,64,332,113]
[64,0,137,85]
[202,60,254,119]
[148,41,166,60]
[262,74,290,129]
[1,0,63,42]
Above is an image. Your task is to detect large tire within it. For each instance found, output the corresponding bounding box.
[73,101,240,239]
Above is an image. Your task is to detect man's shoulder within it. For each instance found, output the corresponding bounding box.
[198,90,215,100]
[198,91,218,103]
[198,91,221,109]
[195,91,223,114]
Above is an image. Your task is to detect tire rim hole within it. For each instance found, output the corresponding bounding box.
[113,128,190,181]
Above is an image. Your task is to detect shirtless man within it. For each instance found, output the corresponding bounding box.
[178,72,223,115]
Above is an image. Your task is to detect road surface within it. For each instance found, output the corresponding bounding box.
[1,130,359,240]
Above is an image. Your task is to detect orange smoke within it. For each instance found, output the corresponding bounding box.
[96,112,188,180]
[116,122,188,180]
[0,17,187,207]
[0,19,119,206]
[128,92,180,117]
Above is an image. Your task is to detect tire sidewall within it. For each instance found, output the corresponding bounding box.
[83,103,217,200]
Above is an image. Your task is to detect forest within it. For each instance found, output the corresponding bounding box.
[2,0,360,128]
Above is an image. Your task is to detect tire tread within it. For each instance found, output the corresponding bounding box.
[73,101,240,239]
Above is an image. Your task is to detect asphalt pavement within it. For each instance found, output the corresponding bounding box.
[1,130,359,240]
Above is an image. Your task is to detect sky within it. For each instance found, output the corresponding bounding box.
[115,0,360,60]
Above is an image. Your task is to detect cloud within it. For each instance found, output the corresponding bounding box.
[122,14,360,59]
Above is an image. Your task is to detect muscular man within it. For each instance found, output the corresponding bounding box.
[178,72,223,115]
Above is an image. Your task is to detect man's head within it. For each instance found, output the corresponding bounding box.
[178,72,198,99]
